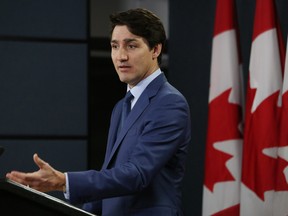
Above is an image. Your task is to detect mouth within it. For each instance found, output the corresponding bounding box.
[118,65,131,72]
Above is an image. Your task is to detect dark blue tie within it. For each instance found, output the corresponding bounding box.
[120,91,134,129]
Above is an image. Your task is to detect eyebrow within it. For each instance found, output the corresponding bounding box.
[111,38,139,44]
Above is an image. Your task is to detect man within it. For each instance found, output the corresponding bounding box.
[6,8,191,216]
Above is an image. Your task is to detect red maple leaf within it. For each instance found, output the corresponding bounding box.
[275,157,288,191]
[204,88,243,192]
[275,92,288,191]
[242,86,281,200]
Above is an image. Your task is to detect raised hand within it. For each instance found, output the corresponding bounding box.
[6,153,66,193]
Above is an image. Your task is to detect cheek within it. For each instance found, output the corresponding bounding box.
[134,53,149,64]
[111,53,115,60]
[111,55,117,65]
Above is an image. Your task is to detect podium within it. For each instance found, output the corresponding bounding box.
[0,178,97,216]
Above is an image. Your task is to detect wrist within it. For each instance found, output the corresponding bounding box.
[56,171,66,192]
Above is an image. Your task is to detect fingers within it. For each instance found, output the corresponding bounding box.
[6,171,30,186]
[33,153,47,169]
[6,170,44,191]
[5,153,45,186]
[6,153,57,192]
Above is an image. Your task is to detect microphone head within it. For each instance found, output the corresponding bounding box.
[0,146,4,156]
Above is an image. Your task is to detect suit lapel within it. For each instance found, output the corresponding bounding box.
[103,73,167,169]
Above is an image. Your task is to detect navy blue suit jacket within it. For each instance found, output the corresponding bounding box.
[67,73,191,216]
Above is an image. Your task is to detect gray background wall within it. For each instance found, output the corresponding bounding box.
[0,0,288,215]
[0,0,89,199]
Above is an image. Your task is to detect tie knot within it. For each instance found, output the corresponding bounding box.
[124,91,134,103]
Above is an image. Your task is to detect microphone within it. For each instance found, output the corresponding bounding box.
[0,146,4,156]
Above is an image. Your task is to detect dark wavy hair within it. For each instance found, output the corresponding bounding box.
[109,8,166,65]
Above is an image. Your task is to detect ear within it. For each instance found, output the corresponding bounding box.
[152,44,162,59]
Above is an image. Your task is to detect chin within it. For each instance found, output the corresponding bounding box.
[118,74,129,82]
[119,76,128,84]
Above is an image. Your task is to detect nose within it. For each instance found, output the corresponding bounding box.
[116,48,128,61]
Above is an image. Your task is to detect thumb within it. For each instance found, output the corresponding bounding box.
[33,153,47,169]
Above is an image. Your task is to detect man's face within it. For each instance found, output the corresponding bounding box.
[110,25,160,88]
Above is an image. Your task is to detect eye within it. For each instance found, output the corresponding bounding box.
[127,44,137,49]
[111,44,119,49]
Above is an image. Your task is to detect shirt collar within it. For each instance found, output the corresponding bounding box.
[127,69,162,107]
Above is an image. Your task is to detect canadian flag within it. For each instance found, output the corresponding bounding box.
[272,36,288,216]
[240,0,284,215]
[202,0,243,215]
